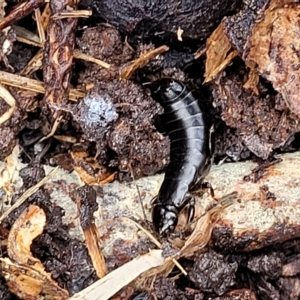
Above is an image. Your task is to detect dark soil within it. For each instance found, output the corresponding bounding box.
[1,0,300,299]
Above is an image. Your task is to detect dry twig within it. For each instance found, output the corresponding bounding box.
[0,0,44,31]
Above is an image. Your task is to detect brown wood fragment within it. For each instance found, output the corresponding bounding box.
[51,10,92,20]
[83,225,108,278]
[70,151,115,186]
[204,23,238,83]
[40,3,51,31]
[0,0,44,31]
[43,0,78,113]
[243,61,260,95]
[120,45,169,80]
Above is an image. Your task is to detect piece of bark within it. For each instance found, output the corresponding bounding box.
[43,0,78,113]
[2,152,300,259]
[244,1,300,116]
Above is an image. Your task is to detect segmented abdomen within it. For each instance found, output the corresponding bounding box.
[155,80,211,208]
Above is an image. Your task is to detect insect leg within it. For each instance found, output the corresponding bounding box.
[180,193,195,223]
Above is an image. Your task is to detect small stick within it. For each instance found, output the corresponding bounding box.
[40,3,51,31]
[120,45,169,80]
[34,7,46,46]
[0,0,44,31]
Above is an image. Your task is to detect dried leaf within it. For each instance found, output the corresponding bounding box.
[7,205,46,269]
[244,1,300,115]
[2,205,69,299]
[179,192,237,258]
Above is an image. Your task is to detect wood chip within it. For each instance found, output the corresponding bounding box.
[204,23,238,83]
[0,83,16,125]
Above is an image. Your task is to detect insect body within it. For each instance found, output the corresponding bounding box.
[147,78,214,236]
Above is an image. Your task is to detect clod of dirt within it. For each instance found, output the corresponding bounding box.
[90,0,240,43]
[76,24,128,64]
[277,278,300,300]
[73,80,169,180]
[212,64,300,159]
[214,125,251,161]
[76,24,134,84]
[207,289,257,300]
[152,277,204,300]
[247,252,282,280]
[72,88,118,142]
[188,249,238,295]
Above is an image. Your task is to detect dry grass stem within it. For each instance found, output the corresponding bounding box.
[34,8,45,46]
[0,71,85,101]
[51,10,92,20]
[13,25,110,69]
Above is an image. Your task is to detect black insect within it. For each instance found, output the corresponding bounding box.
[147,78,214,236]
